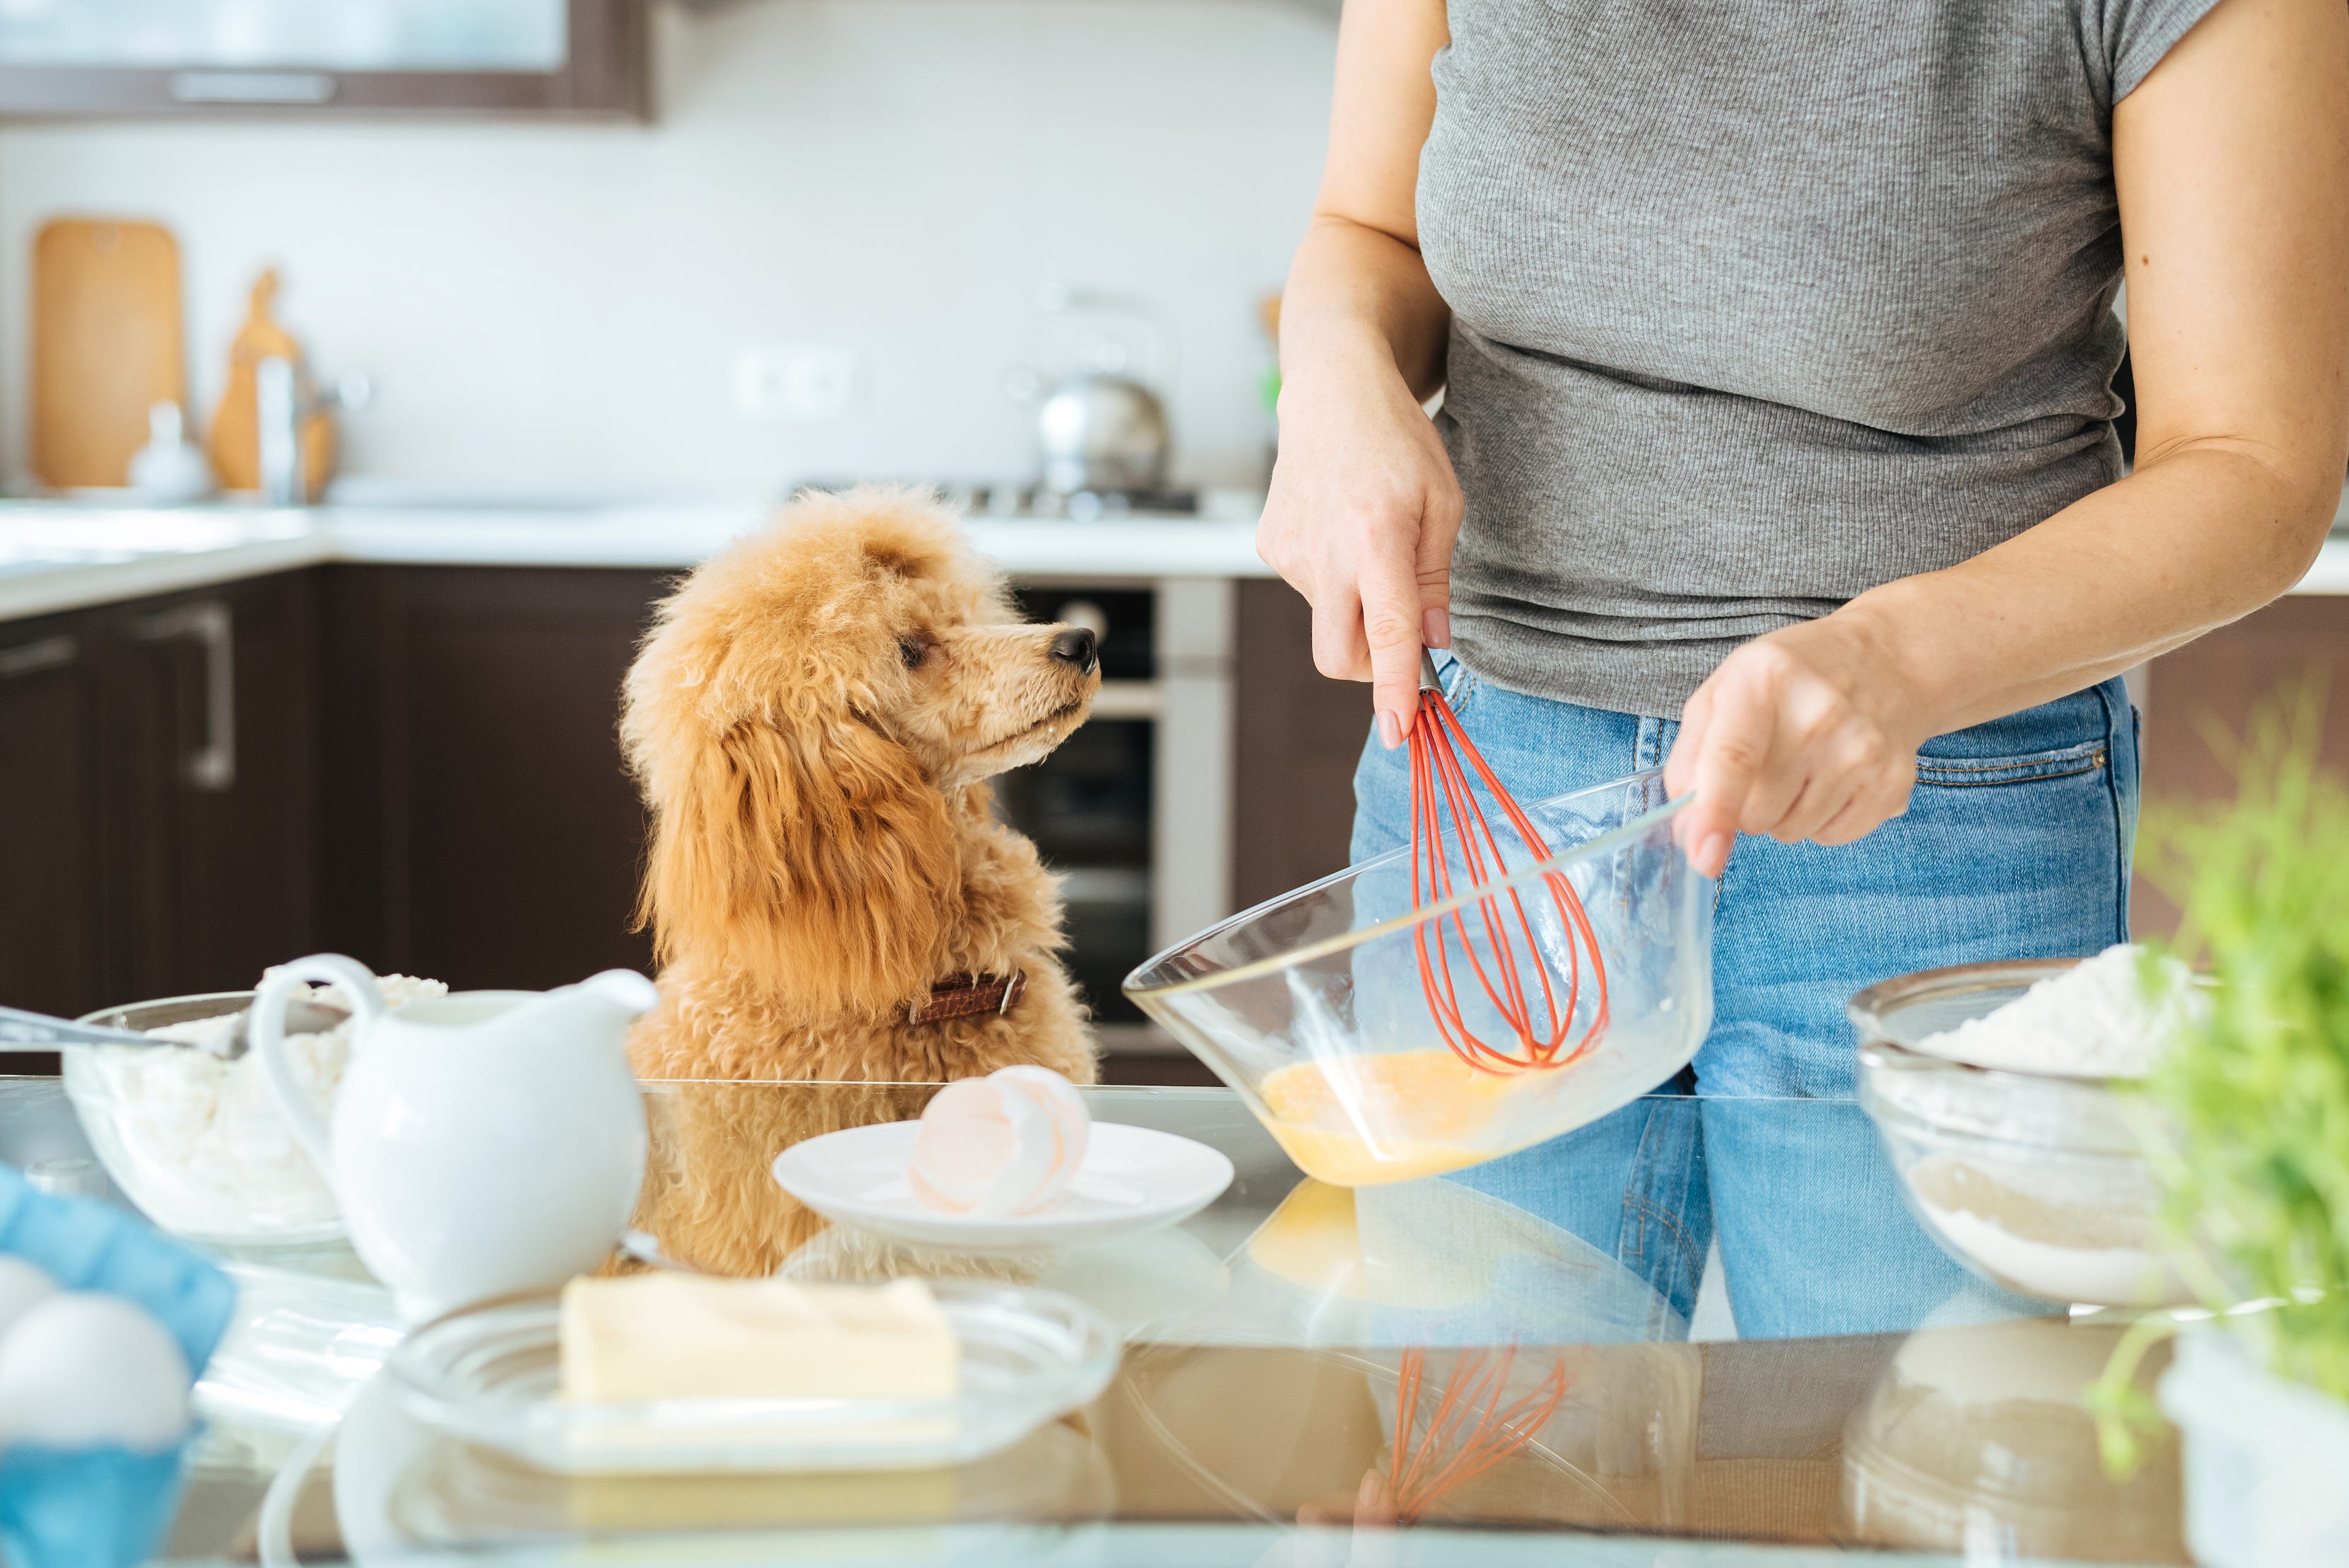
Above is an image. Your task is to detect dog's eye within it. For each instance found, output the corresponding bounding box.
[899,635,936,671]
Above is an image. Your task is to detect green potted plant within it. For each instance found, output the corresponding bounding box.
[2096,684,2349,1567]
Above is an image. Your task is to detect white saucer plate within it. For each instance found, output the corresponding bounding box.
[773,1120,1235,1253]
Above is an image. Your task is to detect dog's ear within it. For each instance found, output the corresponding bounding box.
[638,702,960,1020]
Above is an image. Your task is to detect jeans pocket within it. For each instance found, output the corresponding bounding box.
[1437,654,1479,716]
[1913,737,2108,788]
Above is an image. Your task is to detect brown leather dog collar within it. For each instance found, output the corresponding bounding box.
[907,970,1027,1025]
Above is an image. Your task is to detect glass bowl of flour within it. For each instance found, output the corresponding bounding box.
[64,975,444,1247]
[1850,948,2204,1310]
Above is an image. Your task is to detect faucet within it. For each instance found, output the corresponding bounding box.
[255,357,300,505]
[255,356,373,506]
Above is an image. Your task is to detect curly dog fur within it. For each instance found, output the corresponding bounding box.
[621,486,1100,1274]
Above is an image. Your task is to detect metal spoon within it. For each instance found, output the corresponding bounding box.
[0,996,350,1059]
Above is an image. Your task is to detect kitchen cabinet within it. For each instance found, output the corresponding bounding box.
[0,0,644,118]
[2135,594,2349,933]
[0,572,319,1025]
[0,609,107,1022]
[319,565,663,992]
[1233,579,1369,911]
[111,572,321,1005]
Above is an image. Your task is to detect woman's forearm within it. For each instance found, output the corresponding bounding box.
[1279,213,1453,404]
[1664,434,2342,877]
[1846,440,2342,736]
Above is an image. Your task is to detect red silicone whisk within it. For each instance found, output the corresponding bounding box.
[1409,652,1610,1073]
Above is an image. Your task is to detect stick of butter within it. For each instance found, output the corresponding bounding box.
[559,1274,959,1404]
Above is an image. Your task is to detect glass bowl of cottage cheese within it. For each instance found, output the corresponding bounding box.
[63,974,445,1247]
[1850,947,2205,1310]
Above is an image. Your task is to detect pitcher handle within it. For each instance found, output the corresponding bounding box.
[251,954,389,1177]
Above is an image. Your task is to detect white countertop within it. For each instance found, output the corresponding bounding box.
[4,490,2348,625]
[0,500,1279,622]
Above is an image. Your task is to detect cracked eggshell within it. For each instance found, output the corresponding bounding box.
[991,1066,1090,1175]
[907,1071,1080,1217]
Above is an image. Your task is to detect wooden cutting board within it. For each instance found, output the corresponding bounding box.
[31,218,186,490]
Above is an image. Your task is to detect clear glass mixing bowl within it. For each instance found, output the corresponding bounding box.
[65,991,346,1247]
[1849,961,2194,1308]
[1124,770,1713,1188]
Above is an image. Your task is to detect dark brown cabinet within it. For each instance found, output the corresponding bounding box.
[0,610,107,1019]
[2142,596,2349,803]
[0,572,318,1022]
[318,565,664,991]
[2135,594,2349,933]
[110,573,321,1003]
[1233,578,1370,911]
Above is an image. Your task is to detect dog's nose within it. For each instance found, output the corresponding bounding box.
[1048,626,1099,674]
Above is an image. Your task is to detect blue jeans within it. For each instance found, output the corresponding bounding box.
[1351,659,2140,1339]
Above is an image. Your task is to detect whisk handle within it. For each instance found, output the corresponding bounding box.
[1419,649,1444,692]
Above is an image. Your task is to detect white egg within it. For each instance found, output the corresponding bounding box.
[0,1256,57,1342]
[0,1292,191,1451]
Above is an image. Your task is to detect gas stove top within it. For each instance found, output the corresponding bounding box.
[804,481,1201,521]
[954,483,1199,520]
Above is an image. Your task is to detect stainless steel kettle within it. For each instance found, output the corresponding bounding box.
[1017,286,1174,495]
[1037,373,1169,494]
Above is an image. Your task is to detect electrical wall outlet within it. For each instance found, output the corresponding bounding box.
[732,345,860,421]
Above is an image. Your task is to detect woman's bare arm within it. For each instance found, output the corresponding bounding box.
[1288,0,1451,398]
[1259,0,1460,744]
[1666,0,2349,878]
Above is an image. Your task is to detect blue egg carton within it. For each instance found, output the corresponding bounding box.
[0,1447,188,1568]
[0,1163,237,1568]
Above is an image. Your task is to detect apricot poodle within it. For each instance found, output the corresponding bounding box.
[621,486,1101,1274]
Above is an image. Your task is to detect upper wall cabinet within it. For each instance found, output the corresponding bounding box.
[0,0,645,118]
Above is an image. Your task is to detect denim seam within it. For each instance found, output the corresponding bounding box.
[2096,682,2129,945]
[1916,748,2101,773]
[1915,741,2104,773]
[1624,1194,1706,1293]
[1915,750,2106,788]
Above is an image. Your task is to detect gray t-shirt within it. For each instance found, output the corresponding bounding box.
[1419,0,2223,717]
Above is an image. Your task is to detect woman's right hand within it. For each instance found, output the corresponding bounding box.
[1256,351,1465,749]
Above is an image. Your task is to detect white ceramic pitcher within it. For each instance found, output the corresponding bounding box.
[250,955,657,1322]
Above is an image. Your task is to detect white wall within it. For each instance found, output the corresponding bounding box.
[0,0,1334,497]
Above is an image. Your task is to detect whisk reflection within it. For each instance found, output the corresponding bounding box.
[1387,1344,1574,1524]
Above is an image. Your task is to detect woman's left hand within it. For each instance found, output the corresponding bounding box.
[1661,610,1933,880]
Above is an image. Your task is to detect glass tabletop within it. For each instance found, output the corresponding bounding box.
[0,1077,2186,1565]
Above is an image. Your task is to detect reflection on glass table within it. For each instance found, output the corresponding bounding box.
[0,1077,2188,1564]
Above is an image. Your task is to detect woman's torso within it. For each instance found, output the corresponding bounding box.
[1419,0,2215,716]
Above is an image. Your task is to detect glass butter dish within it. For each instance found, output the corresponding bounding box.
[387,1281,1118,1476]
